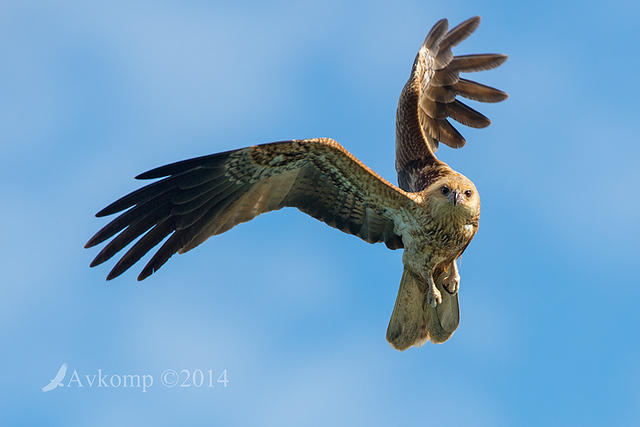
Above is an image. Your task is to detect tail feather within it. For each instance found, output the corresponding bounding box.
[386,267,460,350]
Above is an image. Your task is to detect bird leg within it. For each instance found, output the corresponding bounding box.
[443,259,460,294]
[426,274,442,308]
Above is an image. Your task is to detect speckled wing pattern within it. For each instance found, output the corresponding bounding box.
[86,139,415,281]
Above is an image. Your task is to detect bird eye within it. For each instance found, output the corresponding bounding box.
[441,186,450,195]
[464,189,473,197]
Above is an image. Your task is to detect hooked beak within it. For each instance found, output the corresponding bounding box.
[448,189,461,206]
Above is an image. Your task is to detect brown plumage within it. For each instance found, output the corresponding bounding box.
[388,16,507,348]
[86,16,507,350]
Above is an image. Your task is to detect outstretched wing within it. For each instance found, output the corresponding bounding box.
[395,16,508,176]
[86,138,417,280]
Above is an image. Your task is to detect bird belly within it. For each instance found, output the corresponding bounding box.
[401,221,474,279]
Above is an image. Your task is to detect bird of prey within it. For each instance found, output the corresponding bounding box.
[86,16,507,350]
[42,363,68,392]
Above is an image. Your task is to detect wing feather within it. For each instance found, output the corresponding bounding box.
[446,100,491,128]
[454,78,508,103]
[438,16,480,52]
[450,54,508,73]
[395,16,508,179]
[87,138,416,280]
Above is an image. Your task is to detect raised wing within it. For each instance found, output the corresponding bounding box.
[395,16,508,176]
[86,138,416,280]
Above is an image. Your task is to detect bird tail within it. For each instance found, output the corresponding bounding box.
[386,267,460,350]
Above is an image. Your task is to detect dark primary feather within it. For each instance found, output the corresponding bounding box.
[438,16,480,51]
[446,100,491,128]
[422,18,448,52]
[429,17,479,72]
[87,138,412,280]
[450,54,508,73]
[454,78,508,103]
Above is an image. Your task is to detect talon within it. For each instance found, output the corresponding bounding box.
[443,274,459,294]
[426,275,442,307]
[443,260,460,295]
[427,288,442,308]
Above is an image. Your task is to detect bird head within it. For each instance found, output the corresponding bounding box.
[425,174,480,222]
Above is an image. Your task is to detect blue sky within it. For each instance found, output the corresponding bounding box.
[2,0,639,425]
